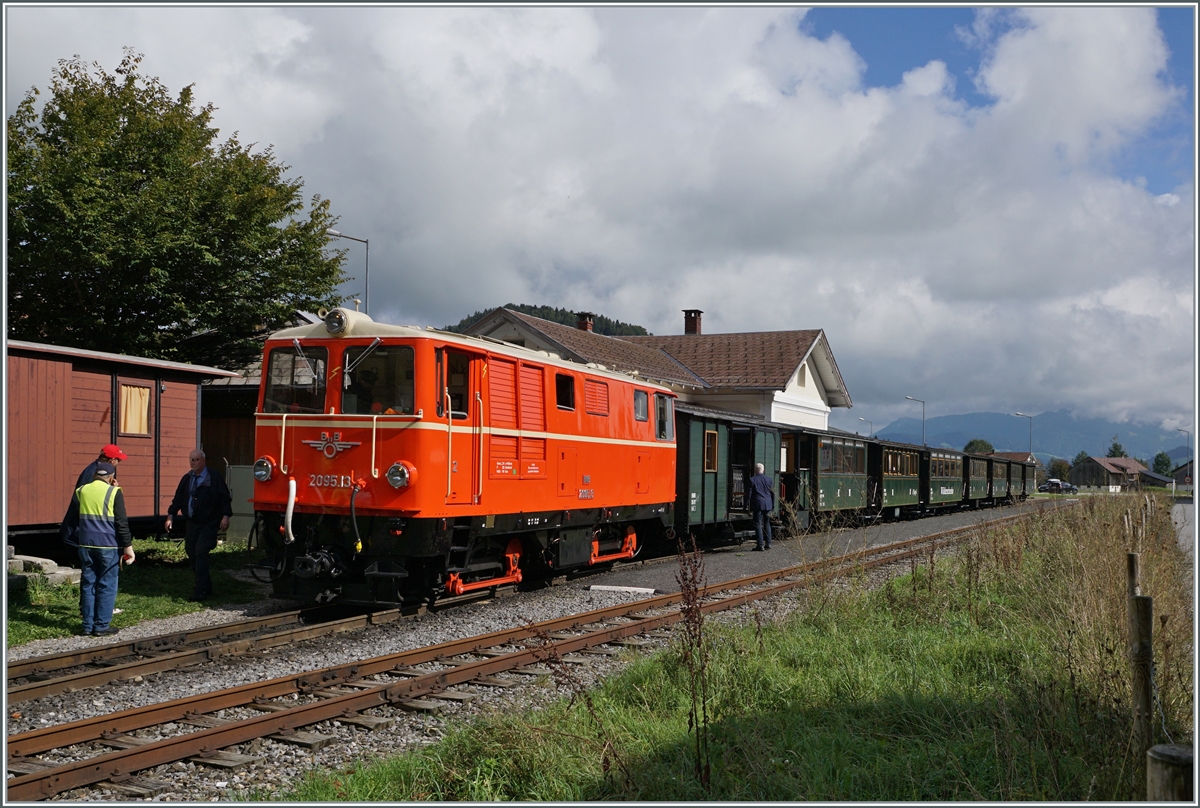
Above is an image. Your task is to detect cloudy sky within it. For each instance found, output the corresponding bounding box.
[5,6,1195,435]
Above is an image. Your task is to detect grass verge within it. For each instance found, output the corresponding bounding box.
[6,538,263,647]
[267,494,1192,801]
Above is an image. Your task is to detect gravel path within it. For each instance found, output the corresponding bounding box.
[7,504,1045,801]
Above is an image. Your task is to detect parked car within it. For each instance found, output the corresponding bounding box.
[1039,479,1077,494]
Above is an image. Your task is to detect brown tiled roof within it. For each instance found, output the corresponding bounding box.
[618,331,821,389]
[507,311,708,388]
[991,451,1037,464]
[1093,456,1147,475]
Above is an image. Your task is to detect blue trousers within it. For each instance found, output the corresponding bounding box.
[79,546,121,632]
[752,509,773,550]
[185,519,221,598]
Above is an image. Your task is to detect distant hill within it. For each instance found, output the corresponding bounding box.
[876,409,1192,466]
[444,304,650,337]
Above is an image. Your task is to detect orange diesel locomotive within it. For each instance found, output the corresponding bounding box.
[251,308,677,606]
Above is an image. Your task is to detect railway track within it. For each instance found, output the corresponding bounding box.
[6,508,1048,801]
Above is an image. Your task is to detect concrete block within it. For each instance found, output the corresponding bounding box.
[46,569,82,586]
[6,545,14,560]
[7,574,29,594]
[14,555,59,574]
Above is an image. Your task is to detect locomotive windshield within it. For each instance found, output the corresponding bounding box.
[343,345,415,415]
[263,345,328,413]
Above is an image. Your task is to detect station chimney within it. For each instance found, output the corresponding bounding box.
[683,309,703,335]
[575,312,595,332]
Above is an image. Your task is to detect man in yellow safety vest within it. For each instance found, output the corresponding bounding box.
[62,463,136,636]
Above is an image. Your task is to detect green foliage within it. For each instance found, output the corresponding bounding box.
[7,50,347,368]
[6,538,262,647]
[962,438,994,454]
[1105,437,1128,458]
[1071,450,1090,468]
[444,304,650,336]
[1048,458,1070,480]
[1153,452,1173,476]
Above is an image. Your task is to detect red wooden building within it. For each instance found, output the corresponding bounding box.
[6,340,239,546]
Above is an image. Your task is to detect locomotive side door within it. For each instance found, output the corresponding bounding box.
[439,348,482,505]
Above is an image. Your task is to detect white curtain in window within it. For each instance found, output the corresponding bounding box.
[120,385,151,435]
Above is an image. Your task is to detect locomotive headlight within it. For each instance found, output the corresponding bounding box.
[386,461,417,489]
[325,308,348,334]
[253,456,276,482]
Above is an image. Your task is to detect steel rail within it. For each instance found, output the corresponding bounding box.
[7,507,1054,800]
[7,609,308,681]
[6,609,409,704]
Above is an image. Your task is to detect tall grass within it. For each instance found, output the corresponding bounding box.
[267,494,1191,802]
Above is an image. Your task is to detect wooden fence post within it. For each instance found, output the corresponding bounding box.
[1129,593,1154,788]
[1147,744,1193,800]
[1127,552,1140,597]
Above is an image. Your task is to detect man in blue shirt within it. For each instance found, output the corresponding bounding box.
[747,463,775,551]
[165,450,232,602]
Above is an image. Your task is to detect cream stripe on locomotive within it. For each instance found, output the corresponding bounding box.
[256,414,675,449]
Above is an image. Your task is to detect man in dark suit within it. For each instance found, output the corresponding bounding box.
[165,450,232,601]
[747,463,775,551]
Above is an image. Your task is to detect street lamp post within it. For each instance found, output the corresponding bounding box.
[859,417,873,437]
[326,229,370,315]
[1014,412,1033,458]
[1178,427,1192,480]
[905,396,925,446]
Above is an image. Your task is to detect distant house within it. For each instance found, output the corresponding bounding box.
[990,451,1037,465]
[1068,456,1148,490]
[1171,460,1193,488]
[465,308,852,430]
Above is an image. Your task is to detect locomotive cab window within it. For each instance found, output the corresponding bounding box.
[556,373,575,410]
[342,345,414,415]
[263,345,328,414]
[634,390,648,421]
[447,352,471,418]
[655,394,674,441]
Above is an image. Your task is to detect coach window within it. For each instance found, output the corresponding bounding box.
[119,383,152,436]
[343,345,414,415]
[704,430,719,472]
[654,394,674,441]
[634,390,648,421]
[556,373,575,410]
[264,345,328,414]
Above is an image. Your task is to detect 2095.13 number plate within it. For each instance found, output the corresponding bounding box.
[310,474,354,488]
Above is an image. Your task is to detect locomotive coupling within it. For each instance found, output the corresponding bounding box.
[293,548,349,580]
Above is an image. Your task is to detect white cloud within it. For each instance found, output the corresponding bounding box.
[5,6,1193,429]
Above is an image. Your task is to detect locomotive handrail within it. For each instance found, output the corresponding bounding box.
[475,391,484,504]
[280,413,291,473]
[445,387,453,499]
[371,414,380,478]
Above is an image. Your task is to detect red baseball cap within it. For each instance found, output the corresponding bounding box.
[101,444,128,461]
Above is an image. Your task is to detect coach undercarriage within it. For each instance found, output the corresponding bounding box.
[253,503,671,607]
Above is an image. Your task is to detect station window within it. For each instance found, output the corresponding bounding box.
[556,373,575,410]
[634,390,648,422]
[704,430,719,472]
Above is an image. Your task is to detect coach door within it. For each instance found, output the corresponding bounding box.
[439,348,482,505]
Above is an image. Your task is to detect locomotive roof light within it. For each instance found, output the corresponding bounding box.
[253,456,276,482]
[386,461,417,489]
[325,308,349,334]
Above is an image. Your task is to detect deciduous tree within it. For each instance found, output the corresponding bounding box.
[7,50,347,368]
[963,438,994,454]
[1153,452,1173,476]
[1049,458,1070,480]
